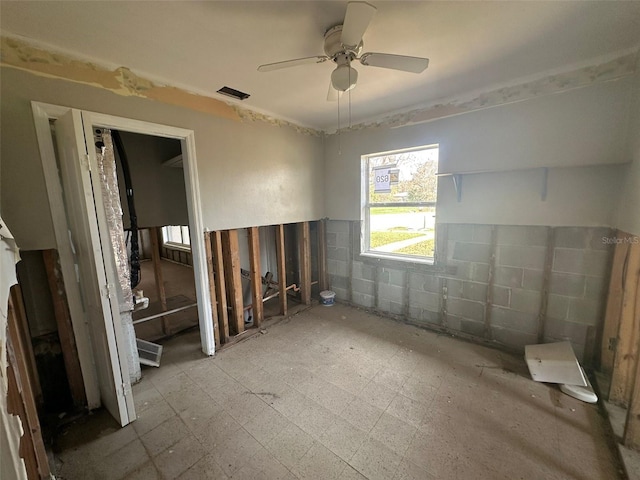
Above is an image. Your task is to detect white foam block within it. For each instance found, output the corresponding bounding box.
[525,341,587,386]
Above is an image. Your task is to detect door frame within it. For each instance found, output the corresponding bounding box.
[32,102,216,407]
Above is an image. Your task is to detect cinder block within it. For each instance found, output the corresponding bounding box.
[352,278,375,296]
[352,293,375,309]
[409,272,426,291]
[407,273,439,293]
[472,225,493,244]
[585,276,606,299]
[378,283,404,304]
[491,286,511,307]
[388,268,406,288]
[327,246,348,262]
[377,299,391,313]
[548,272,585,297]
[471,263,490,282]
[329,274,348,289]
[490,306,538,335]
[389,301,404,315]
[326,232,337,246]
[410,290,441,311]
[327,220,350,234]
[448,224,474,241]
[522,269,544,291]
[491,326,537,350]
[494,266,523,288]
[332,287,348,300]
[497,245,546,269]
[460,319,486,337]
[543,319,588,346]
[444,314,462,331]
[379,269,389,284]
[327,259,348,277]
[445,260,474,280]
[568,298,602,326]
[462,281,488,302]
[453,242,491,262]
[445,279,463,298]
[553,249,610,277]
[510,289,541,314]
[336,232,350,248]
[546,294,570,321]
[447,298,484,322]
[352,261,375,282]
[588,228,614,251]
[497,226,548,247]
[554,227,589,249]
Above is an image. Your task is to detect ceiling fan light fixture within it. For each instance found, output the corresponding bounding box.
[331,64,358,92]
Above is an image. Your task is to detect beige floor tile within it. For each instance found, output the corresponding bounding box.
[93,438,150,480]
[357,379,398,411]
[292,398,338,439]
[392,459,436,480]
[209,427,263,477]
[243,405,291,445]
[191,408,243,448]
[339,397,385,433]
[267,423,316,469]
[133,401,177,437]
[140,415,190,456]
[124,461,162,480]
[294,443,348,480]
[338,466,368,480]
[176,454,229,480]
[370,411,417,456]
[385,393,430,428]
[153,434,206,480]
[318,416,368,462]
[349,438,402,480]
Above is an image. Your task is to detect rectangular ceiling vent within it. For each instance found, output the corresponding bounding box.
[217,86,250,100]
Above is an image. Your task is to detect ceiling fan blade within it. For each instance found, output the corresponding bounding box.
[359,53,429,73]
[341,1,377,48]
[327,81,342,102]
[257,56,328,72]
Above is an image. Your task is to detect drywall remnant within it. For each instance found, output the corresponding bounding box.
[330,50,638,134]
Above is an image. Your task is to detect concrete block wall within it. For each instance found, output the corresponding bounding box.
[326,220,613,362]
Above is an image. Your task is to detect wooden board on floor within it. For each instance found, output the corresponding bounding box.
[248,227,263,327]
[42,249,86,408]
[610,240,640,407]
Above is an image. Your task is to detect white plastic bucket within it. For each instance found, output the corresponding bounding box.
[320,290,336,306]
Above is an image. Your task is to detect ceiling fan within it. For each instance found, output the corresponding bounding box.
[257,1,429,100]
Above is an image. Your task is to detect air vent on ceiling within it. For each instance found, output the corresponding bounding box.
[217,86,250,100]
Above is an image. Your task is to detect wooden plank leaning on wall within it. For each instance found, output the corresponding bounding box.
[247,227,264,328]
[276,225,288,316]
[298,222,311,305]
[7,286,51,479]
[601,231,640,449]
[222,230,244,335]
[149,227,169,335]
[203,232,221,348]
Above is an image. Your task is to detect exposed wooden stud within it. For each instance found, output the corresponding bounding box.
[537,227,556,343]
[276,224,288,316]
[483,225,498,339]
[7,289,51,479]
[8,284,42,407]
[150,227,169,335]
[42,249,86,407]
[298,222,312,305]
[610,240,640,406]
[222,229,244,335]
[317,219,329,292]
[203,232,221,347]
[212,231,229,343]
[248,227,264,327]
[601,232,631,375]
[623,263,640,448]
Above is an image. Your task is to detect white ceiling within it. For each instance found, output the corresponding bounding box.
[2,1,640,131]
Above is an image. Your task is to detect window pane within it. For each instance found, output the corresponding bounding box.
[370,206,436,258]
[181,226,190,245]
[368,148,438,204]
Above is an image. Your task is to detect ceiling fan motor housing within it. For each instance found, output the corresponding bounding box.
[324,25,362,61]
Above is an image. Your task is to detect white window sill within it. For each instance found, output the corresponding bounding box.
[163,242,191,253]
[360,250,435,265]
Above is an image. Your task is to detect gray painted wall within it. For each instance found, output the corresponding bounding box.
[324,77,634,226]
[0,67,325,250]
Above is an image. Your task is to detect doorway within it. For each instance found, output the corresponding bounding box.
[32,102,214,426]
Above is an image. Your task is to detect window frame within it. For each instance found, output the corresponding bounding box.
[360,144,439,265]
[161,225,191,251]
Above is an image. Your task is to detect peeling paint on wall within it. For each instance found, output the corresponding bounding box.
[0,35,321,136]
[332,50,639,134]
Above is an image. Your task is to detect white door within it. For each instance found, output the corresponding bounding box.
[54,109,135,426]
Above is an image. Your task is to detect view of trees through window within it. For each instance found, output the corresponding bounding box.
[365,146,438,259]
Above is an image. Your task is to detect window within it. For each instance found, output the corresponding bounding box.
[362,145,439,263]
[161,225,191,249]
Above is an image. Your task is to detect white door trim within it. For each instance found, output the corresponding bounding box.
[32,102,216,407]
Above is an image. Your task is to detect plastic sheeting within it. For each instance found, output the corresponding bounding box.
[96,130,140,382]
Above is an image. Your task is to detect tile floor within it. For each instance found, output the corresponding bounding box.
[53,304,623,479]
